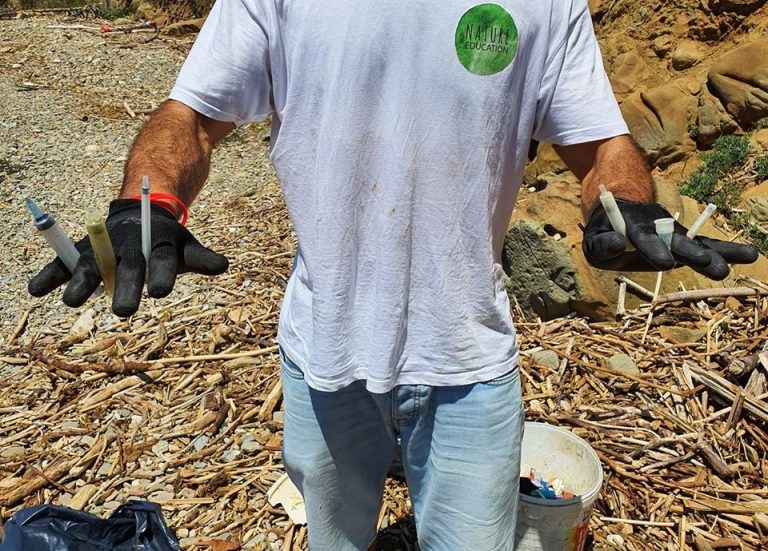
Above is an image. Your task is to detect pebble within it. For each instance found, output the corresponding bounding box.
[659,326,706,344]
[152,440,169,455]
[605,353,640,377]
[241,435,261,453]
[530,349,560,370]
[150,490,175,502]
[193,435,210,451]
[222,449,240,462]
[1,445,25,459]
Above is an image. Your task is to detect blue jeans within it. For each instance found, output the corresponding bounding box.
[280,348,524,551]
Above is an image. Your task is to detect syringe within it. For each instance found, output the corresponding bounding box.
[598,185,635,251]
[85,209,117,296]
[141,176,151,278]
[686,203,717,239]
[25,198,80,273]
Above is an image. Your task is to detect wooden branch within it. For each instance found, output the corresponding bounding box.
[656,287,764,305]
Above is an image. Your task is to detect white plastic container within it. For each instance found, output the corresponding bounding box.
[516,422,603,551]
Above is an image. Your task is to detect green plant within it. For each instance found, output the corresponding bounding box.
[95,1,131,19]
[756,117,768,130]
[736,214,768,257]
[699,135,750,175]
[756,154,768,181]
[681,135,751,208]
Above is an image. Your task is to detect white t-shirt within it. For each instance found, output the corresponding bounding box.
[171,0,628,393]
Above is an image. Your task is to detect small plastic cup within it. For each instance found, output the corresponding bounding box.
[654,218,675,249]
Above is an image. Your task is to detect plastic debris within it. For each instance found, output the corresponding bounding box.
[520,468,576,500]
[0,501,180,551]
[267,473,307,525]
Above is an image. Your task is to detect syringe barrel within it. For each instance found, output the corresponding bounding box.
[40,222,80,273]
[686,203,717,239]
[85,212,117,296]
[598,186,635,251]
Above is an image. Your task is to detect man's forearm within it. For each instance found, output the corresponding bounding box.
[555,135,655,220]
[120,100,234,206]
[579,136,654,219]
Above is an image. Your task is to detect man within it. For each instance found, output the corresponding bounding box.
[29,1,758,549]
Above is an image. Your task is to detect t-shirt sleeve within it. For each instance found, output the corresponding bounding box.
[532,0,628,145]
[169,0,273,126]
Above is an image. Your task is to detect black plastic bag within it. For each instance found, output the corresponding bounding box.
[0,500,181,551]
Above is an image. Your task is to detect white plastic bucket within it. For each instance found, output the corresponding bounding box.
[515,422,603,551]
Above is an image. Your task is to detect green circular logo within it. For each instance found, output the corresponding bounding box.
[455,4,518,76]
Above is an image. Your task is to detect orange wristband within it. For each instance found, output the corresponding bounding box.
[127,192,189,226]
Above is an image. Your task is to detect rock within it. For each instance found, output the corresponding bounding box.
[652,35,674,58]
[150,490,175,502]
[610,52,650,97]
[70,308,95,335]
[659,326,707,344]
[163,17,206,36]
[708,39,768,129]
[605,354,640,377]
[524,142,567,180]
[97,461,113,476]
[503,217,580,321]
[193,435,210,451]
[671,40,706,70]
[709,0,767,15]
[1,445,25,459]
[132,0,160,20]
[620,80,697,167]
[744,191,768,223]
[222,449,240,462]
[241,435,261,453]
[530,350,560,370]
[588,0,608,18]
[752,129,768,150]
[152,440,169,455]
[696,89,740,147]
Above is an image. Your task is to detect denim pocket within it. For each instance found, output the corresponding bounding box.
[482,368,519,386]
[279,346,305,380]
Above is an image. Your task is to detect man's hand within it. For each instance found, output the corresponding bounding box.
[554,135,759,280]
[583,199,759,279]
[28,199,228,317]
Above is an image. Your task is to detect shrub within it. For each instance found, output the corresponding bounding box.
[699,135,750,175]
[756,154,768,181]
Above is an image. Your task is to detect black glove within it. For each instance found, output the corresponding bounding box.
[583,200,759,280]
[28,199,229,317]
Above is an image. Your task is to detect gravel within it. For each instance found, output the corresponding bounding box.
[0,16,281,347]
